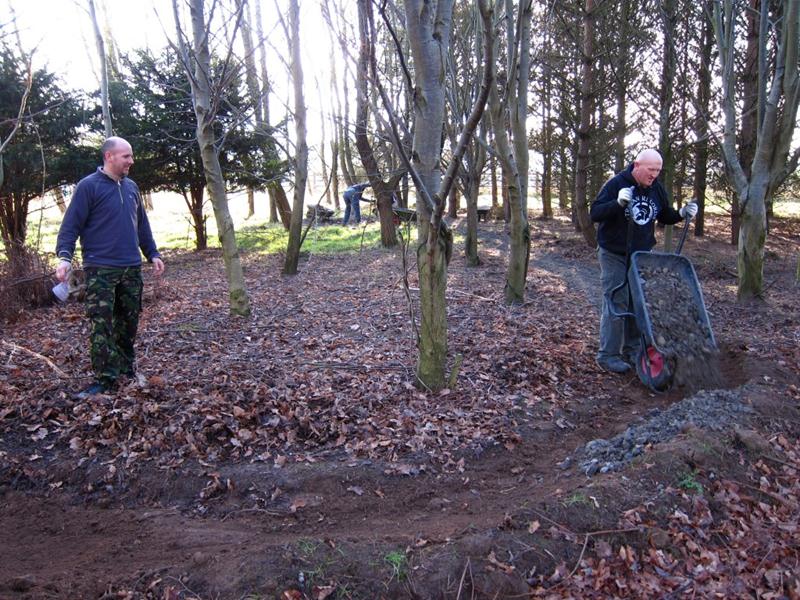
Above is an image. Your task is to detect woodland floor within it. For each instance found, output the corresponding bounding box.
[0,213,799,599]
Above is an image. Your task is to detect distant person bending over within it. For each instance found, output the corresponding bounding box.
[589,148,697,374]
[55,136,165,399]
[342,182,370,225]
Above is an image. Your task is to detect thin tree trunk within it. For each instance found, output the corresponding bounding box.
[53,187,67,214]
[175,0,250,316]
[693,7,713,237]
[490,151,498,209]
[89,0,112,137]
[283,0,308,275]
[246,187,254,219]
[447,185,458,218]
[269,182,290,227]
[355,0,397,247]
[405,0,455,391]
[659,0,677,251]
[574,0,597,247]
[465,176,480,266]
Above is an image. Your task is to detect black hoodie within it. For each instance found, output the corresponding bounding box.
[590,164,683,255]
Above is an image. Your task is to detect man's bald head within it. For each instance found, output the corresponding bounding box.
[101,136,134,180]
[632,148,663,188]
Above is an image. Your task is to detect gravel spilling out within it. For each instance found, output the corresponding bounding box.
[563,388,754,476]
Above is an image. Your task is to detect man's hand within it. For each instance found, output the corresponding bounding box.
[152,257,165,277]
[680,201,698,219]
[617,186,633,207]
[55,260,72,283]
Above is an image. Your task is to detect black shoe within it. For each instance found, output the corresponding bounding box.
[596,357,631,374]
[74,382,109,400]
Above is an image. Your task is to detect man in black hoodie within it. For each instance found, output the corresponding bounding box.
[590,149,697,374]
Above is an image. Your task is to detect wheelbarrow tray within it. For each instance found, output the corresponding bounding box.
[627,251,717,353]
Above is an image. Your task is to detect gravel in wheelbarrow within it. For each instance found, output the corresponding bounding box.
[630,252,722,391]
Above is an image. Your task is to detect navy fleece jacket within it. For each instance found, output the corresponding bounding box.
[590,164,683,255]
[56,168,161,268]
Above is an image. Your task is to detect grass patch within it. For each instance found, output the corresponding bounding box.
[384,549,408,583]
[237,222,385,255]
[678,470,704,494]
[562,492,591,507]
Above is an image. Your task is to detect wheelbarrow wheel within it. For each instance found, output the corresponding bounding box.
[636,346,672,392]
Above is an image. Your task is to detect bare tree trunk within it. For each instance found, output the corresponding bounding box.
[89,0,112,137]
[269,182,291,228]
[507,0,532,304]
[355,0,398,247]
[174,0,251,316]
[181,186,208,250]
[405,0,455,391]
[713,0,800,300]
[490,151,498,209]
[659,0,677,251]
[53,187,67,214]
[246,187,254,219]
[574,0,598,247]
[693,6,714,237]
[283,0,308,275]
[540,47,553,219]
[558,144,569,211]
[465,175,480,266]
[447,185,458,218]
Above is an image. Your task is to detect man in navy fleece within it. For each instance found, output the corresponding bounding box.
[590,149,697,374]
[55,137,165,399]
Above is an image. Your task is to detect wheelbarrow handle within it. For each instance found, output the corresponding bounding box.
[675,213,692,256]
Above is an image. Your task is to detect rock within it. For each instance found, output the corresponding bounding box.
[10,575,36,592]
[647,527,672,549]
[734,427,771,454]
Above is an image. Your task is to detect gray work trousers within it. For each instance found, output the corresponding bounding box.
[597,247,640,362]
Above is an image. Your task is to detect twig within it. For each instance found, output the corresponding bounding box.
[1,340,68,378]
[221,507,284,521]
[456,557,470,600]
[758,454,798,469]
[740,482,799,510]
[527,507,575,536]
[406,287,495,303]
[566,527,641,579]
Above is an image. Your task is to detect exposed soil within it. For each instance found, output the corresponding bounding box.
[1,213,798,599]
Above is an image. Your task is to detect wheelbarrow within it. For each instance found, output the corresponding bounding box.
[608,212,717,392]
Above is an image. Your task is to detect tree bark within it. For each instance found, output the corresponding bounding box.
[283,0,309,276]
[693,6,713,237]
[713,0,800,300]
[89,0,113,137]
[355,0,398,247]
[404,0,455,391]
[659,0,677,251]
[175,0,251,316]
[574,0,597,247]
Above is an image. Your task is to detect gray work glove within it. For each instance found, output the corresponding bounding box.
[680,201,698,219]
[617,186,633,207]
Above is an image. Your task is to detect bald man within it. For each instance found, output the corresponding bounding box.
[56,137,165,398]
[589,149,697,374]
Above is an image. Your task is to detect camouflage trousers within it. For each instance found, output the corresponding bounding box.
[84,266,143,388]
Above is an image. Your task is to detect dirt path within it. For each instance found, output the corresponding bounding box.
[1,215,798,599]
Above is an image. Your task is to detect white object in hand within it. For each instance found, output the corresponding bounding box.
[680,201,698,219]
[617,186,633,207]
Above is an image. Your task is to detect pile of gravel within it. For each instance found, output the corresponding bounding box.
[562,388,754,476]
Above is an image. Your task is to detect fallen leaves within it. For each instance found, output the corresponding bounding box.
[532,433,800,598]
